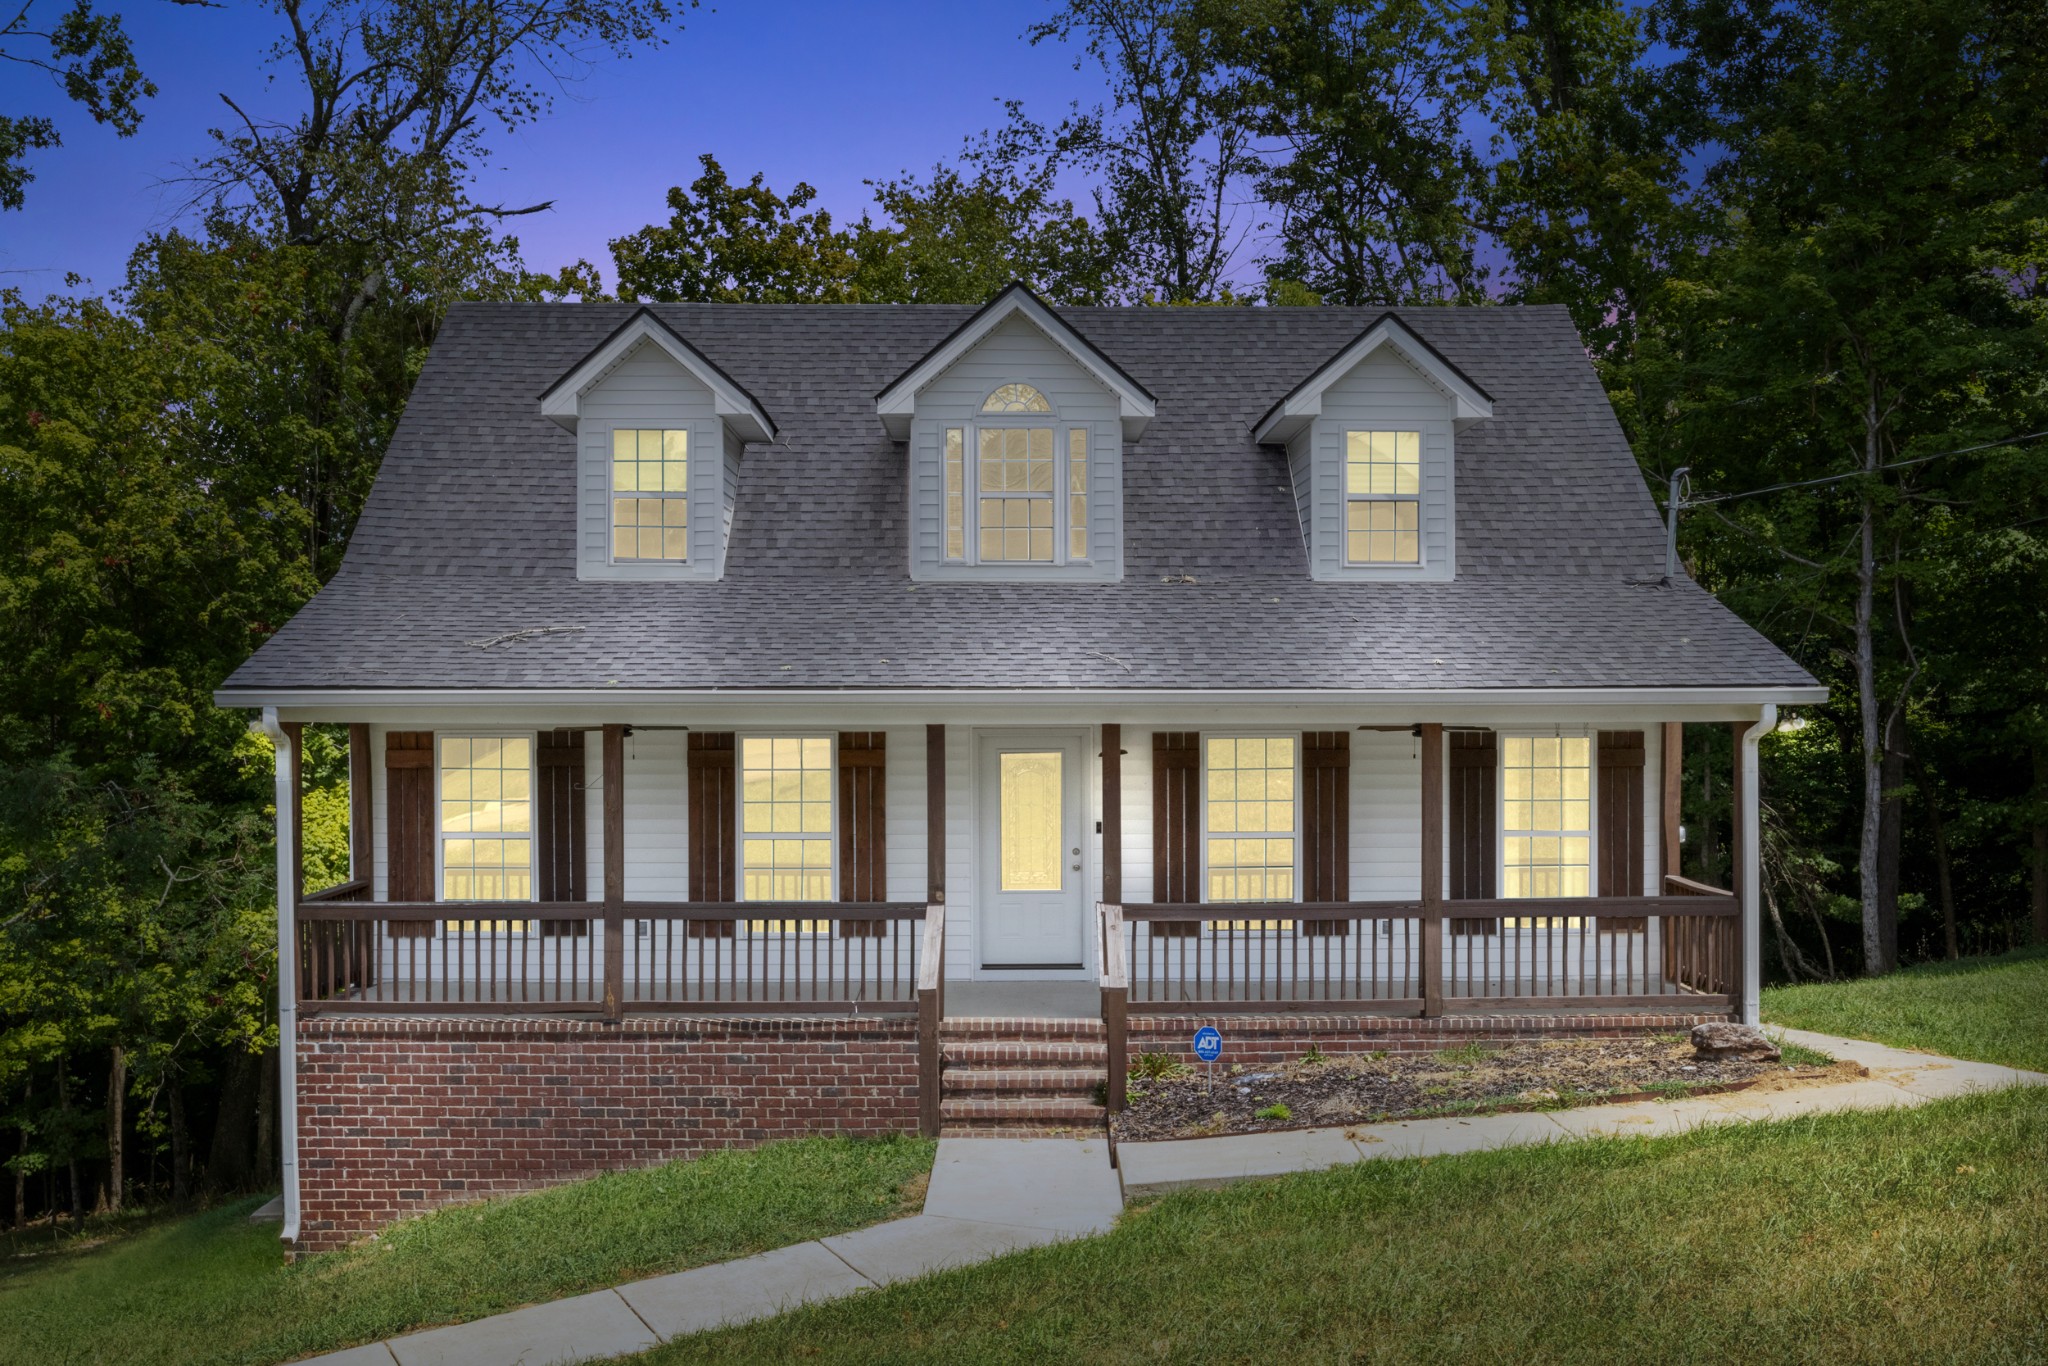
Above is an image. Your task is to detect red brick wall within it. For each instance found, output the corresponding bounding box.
[1128,1011,1731,1065]
[294,1014,919,1252]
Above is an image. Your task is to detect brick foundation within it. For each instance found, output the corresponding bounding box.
[1127,1011,1732,1065]
[292,1013,919,1252]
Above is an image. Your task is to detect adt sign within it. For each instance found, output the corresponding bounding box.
[1192,1026,1223,1063]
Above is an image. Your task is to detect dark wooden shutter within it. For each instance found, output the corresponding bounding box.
[536,729,589,936]
[1597,730,1647,932]
[838,732,887,936]
[1151,732,1202,936]
[385,731,436,936]
[687,732,737,937]
[1302,732,1350,934]
[1447,729,1498,934]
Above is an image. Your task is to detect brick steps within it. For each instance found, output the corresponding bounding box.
[937,1017,1107,1137]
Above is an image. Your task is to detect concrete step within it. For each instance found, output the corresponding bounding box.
[942,1066,1104,1097]
[941,1095,1105,1128]
[938,1123,1104,1139]
[942,1039,1109,1068]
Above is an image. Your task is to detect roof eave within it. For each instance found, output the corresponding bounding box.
[538,307,778,442]
[1252,312,1495,444]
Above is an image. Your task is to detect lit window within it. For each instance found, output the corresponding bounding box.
[1205,736,1296,924]
[741,736,834,927]
[611,428,688,561]
[1344,430,1420,564]
[978,427,1055,561]
[440,735,532,929]
[1068,428,1088,560]
[944,426,966,561]
[1503,735,1592,925]
[981,383,1052,413]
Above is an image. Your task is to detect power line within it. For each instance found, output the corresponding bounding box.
[1678,430,2048,509]
[1658,429,2048,582]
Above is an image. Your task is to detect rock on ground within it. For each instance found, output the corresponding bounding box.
[1691,1022,1781,1061]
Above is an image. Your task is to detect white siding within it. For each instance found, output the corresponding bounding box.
[620,729,687,901]
[1307,348,1456,582]
[1353,730,1422,899]
[884,726,928,903]
[576,342,726,583]
[908,314,1123,583]
[1120,727,1154,905]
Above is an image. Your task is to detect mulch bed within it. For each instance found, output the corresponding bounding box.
[1111,1037,1857,1142]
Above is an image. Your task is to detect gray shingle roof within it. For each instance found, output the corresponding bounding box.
[219,301,1817,695]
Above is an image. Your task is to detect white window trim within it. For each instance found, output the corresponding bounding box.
[1496,727,1598,925]
[606,424,691,567]
[953,386,1090,568]
[735,731,840,923]
[433,730,538,934]
[1341,427,1425,570]
[1197,730,1303,911]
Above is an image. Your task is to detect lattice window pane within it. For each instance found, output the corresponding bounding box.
[1068,427,1088,560]
[981,382,1052,413]
[611,428,688,561]
[1345,499,1419,564]
[1346,429,1420,495]
[741,736,834,908]
[1204,736,1298,910]
[1502,736,1593,923]
[944,426,966,560]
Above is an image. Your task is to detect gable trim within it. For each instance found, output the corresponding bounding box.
[539,307,777,442]
[1253,312,1493,443]
[874,282,1157,441]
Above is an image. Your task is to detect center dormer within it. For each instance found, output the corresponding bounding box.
[878,284,1154,582]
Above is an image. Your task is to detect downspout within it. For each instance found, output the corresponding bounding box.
[1739,705,1775,1026]
[260,708,301,1249]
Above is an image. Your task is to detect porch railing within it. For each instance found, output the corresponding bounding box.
[1102,893,1739,1015]
[295,901,935,1016]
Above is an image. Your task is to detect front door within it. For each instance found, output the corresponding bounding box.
[978,734,1085,969]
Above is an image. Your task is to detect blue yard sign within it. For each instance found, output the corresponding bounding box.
[1192,1026,1223,1062]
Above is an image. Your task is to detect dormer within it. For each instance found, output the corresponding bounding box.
[540,309,776,582]
[1256,313,1491,583]
[878,284,1154,582]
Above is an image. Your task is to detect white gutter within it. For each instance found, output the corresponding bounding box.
[1739,704,1776,1026]
[259,708,301,1249]
[217,684,1829,712]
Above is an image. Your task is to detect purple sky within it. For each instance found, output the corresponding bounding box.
[1,1,1109,294]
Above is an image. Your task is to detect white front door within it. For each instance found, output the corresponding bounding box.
[978,733,1086,969]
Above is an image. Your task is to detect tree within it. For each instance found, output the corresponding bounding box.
[611,154,859,303]
[0,0,157,210]
[1642,0,2048,970]
[1028,0,1253,302]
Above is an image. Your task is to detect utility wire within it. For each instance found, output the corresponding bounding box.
[1678,430,2048,509]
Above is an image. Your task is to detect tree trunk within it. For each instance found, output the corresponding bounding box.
[105,1046,125,1215]
[1875,738,1904,972]
[208,1051,257,1192]
[2033,743,2048,946]
[56,1063,81,1227]
[13,1075,28,1229]
[254,1044,279,1188]
[1920,763,1959,960]
[1855,429,1887,976]
[169,1081,189,1205]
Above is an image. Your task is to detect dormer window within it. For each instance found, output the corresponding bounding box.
[1344,430,1420,565]
[941,383,1089,565]
[612,428,689,562]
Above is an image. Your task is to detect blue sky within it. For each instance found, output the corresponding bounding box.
[1,1,1107,293]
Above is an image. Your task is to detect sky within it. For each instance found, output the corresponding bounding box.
[0,1,1106,293]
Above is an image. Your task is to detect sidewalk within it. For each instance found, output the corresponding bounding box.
[1114,1027,2047,1195]
[303,1137,1122,1366]
[303,1028,2043,1366]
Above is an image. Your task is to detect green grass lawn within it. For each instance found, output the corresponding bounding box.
[0,1134,932,1366]
[1764,944,2048,1072]
[638,1089,2048,1365]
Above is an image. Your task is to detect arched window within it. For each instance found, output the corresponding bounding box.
[944,384,1087,565]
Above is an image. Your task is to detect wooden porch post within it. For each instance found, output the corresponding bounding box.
[1100,724,1127,1111]
[1661,722,1683,884]
[347,722,376,984]
[918,724,947,1137]
[602,724,625,1023]
[1419,722,1444,1018]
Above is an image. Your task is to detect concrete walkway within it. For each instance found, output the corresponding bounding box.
[1115,1027,2048,1195]
[302,1137,1122,1366]
[302,1029,2043,1366]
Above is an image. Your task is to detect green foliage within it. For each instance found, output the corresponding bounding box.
[1764,945,2048,1072]
[1254,1102,1291,1121]
[1128,1051,1192,1083]
[0,1136,933,1366]
[0,0,157,210]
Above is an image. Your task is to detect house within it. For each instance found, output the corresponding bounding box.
[217,285,1823,1250]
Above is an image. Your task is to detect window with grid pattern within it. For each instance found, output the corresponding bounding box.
[611,428,688,561]
[1067,428,1088,560]
[1502,735,1592,926]
[944,427,966,560]
[440,735,532,929]
[1205,736,1296,926]
[978,427,1055,561]
[741,736,834,928]
[1344,430,1420,564]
